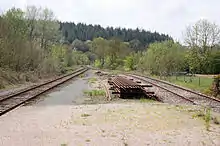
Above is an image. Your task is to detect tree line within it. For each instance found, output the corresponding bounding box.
[60,22,172,51]
[1,6,219,89]
[88,20,220,76]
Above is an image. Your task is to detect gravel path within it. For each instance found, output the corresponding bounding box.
[0,102,219,146]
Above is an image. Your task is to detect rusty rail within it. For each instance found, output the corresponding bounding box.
[108,76,155,99]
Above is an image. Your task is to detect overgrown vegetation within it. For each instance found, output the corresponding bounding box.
[0,6,89,88]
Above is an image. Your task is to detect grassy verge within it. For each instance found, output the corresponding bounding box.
[151,75,213,94]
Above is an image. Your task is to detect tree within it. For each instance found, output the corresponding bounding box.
[38,8,60,50]
[184,19,220,74]
[208,51,220,74]
[185,19,220,51]
[71,39,89,52]
[25,6,40,40]
[89,37,109,68]
[143,41,184,76]
[124,52,142,71]
[1,8,30,71]
[129,39,143,51]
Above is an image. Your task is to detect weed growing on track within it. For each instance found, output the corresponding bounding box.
[83,89,105,97]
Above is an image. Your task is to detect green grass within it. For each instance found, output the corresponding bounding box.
[88,77,97,83]
[153,75,213,94]
[83,89,106,97]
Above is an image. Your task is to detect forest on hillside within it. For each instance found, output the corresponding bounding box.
[0,6,220,92]
[59,22,172,50]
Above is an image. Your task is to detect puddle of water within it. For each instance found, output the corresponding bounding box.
[33,71,93,106]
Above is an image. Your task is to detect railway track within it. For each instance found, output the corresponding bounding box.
[128,74,220,112]
[0,68,88,116]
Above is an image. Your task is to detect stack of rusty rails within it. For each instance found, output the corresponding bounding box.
[108,76,154,98]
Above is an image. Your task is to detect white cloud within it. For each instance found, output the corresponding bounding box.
[0,0,220,41]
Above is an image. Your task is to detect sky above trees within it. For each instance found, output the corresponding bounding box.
[1,0,219,42]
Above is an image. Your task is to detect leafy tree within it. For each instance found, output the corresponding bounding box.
[38,8,60,50]
[25,6,40,40]
[129,39,143,51]
[71,39,89,52]
[142,41,184,76]
[89,37,109,68]
[184,19,220,74]
[208,51,220,74]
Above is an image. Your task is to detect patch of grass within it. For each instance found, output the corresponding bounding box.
[61,144,67,146]
[140,98,155,103]
[81,113,91,117]
[83,89,105,97]
[152,75,213,94]
[88,77,97,83]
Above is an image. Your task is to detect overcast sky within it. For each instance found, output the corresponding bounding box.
[1,0,220,41]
